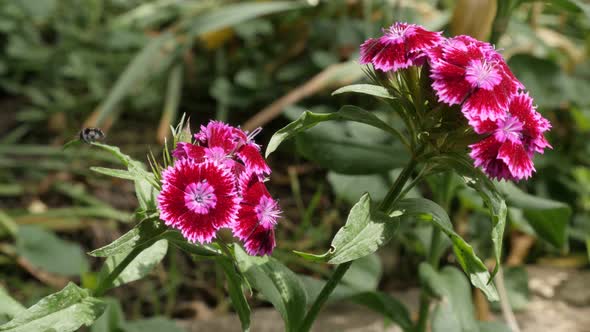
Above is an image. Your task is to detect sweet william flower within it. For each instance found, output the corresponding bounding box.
[158,160,240,243]
[233,173,281,256]
[174,121,271,178]
[469,93,551,180]
[360,22,443,72]
[428,35,523,123]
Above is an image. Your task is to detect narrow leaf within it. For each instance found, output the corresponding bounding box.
[0,283,105,332]
[433,155,507,280]
[350,292,413,331]
[266,105,409,157]
[332,84,394,99]
[90,167,136,181]
[217,257,251,331]
[398,198,499,301]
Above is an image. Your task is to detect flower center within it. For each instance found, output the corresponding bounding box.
[465,59,502,90]
[383,24,410,44]
[205,147,228,162]
[494,115,524,143]
[184,180,217,214]
[255,196,280,228]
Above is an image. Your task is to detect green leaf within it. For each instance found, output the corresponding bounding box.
[351,292,413,332]
[496,181,571,248]
[332,84,394,99]
[90,298,124,332]
[185,2,305,38]
[398,198,498,301]
[420,265,478,332]
[89,218,167,257]
[163,231,221,257]
[266,105,409,158]
[91,143,158,210]
[216,256,250,332]
[90,167,136,181]
[0,288,24,322]
[297,194,400,265]
[433,155,507,280]
[16,226,89,277]
[99,240,168,289]
[121,317,184,332]
[0,283,105,332]
[235,246,307,332]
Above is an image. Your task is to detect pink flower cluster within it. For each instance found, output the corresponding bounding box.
[360,22,551,181]
[157,121,280,255]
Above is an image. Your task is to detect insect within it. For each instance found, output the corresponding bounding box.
[63,127,106,150]
[79,127,105,144]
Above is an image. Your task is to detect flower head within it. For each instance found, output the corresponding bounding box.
[158,160,240,243]
[174,121,270,178]
[360,22,443,72]
[233,173,281,256]
[428,35,523,123]
[469,93,551,180]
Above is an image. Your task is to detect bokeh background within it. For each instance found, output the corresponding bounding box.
[1,0,589,330]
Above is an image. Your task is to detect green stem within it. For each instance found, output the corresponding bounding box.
[298,261,353,332]
[94,244,147,297]
[299,153,422,332]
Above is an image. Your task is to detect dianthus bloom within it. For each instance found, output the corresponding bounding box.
[469,93,551,180]
[233,173,280,256]
[359,22,552,181]
[427,35,523,123]
[158,121,280,255]
[158,160,239,243]
[360,22,443,72]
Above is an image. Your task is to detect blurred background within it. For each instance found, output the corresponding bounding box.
[1,0,589,331]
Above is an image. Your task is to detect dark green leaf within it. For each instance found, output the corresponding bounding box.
[0,283,105,332]
[332,84,394,99]
[98,240,168,289]
[16,226,89,277]
[398,198,498,301]
[508,54,567,108]
[420,265,478,332]
[296,194,400,265]
[497,181,571,248]
[216,257,250,331]
[235,246,307,332]
[89,218,167,257]
[266,105,409,158]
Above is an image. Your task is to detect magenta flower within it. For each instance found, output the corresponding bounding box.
[360,22,443,72]
[469,93,551,180]
[233,173,281,256]
[158,160,240,243]
[428,35,523,123]
[174,121,270,177]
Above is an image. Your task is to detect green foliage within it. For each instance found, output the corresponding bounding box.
[216,256,251,331]
[296,194,400,265]
[235,246,307,332]
[0,283,105,332]
[16,225,89,277]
